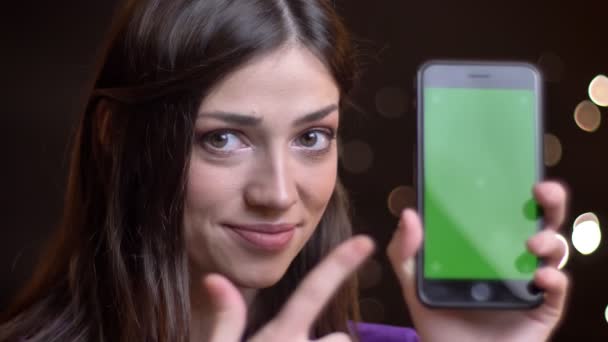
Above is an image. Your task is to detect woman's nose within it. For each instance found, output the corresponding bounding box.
[243,152,297,213]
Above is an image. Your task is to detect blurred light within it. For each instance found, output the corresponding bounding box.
[359,298,385,322]
[574,100,601,132]
[605,304,608,323]
[543,133,562,167]
[387,185,416,217]
[572,212,602,255]
[375,87,407,118]
[358,258,383,290]
[574,212,600,225]
[555,233,569,269]
[537,52,564,83]
[340,140,374,174]
[589,74,608,107]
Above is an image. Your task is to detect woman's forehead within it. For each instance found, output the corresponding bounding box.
[198,46,340,120]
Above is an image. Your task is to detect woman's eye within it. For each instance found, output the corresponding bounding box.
[199,130,247,153]
[294,129,334,151]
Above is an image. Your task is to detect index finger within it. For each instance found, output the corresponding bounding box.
[268,235,374,335]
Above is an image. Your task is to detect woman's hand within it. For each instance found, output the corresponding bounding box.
[387,181,570,342]
[201,235,374,342]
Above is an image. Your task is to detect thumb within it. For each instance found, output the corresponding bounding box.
[386,209,423,307]
[387,209,423,274]
[202,273,247,342]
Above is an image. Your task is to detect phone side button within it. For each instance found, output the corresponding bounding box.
[471,282,492,301]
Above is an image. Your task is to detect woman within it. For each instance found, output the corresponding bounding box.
[0,0,569,341]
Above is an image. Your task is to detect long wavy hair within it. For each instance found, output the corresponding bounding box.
[0,0,360,341]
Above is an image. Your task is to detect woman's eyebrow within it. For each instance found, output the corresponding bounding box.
[293,104,338,125]
[197,111,263,126]
[197,103,338,126]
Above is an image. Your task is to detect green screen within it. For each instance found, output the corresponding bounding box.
[423,87,538,280]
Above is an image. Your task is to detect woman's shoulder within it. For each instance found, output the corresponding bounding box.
[351,321,419,342]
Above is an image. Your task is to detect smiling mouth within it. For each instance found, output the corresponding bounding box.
[223,223,297,252]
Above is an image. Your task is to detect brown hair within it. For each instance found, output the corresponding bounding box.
[0,0,359,341]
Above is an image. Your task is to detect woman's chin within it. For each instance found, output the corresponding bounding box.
[228,267,287,289]
[238,275,284,289]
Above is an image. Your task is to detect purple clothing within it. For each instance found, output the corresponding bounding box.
[19,322,418,342]
[352,322,419,342]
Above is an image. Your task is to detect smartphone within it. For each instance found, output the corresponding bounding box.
[416,60,544,309]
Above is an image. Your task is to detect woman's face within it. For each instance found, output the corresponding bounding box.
[184,46,340,290]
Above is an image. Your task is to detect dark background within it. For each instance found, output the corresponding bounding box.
[2,0,607,340]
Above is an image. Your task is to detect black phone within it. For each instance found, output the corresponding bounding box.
[416,60,544,309]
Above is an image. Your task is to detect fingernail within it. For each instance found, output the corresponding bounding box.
[400,208,411,223]
[402,257,415,277]
[527,235,538,250]
[353,235,375,255]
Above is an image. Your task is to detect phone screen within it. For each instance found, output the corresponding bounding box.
[422,86,539,281]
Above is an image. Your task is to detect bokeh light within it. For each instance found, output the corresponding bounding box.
[387,185,416,217]
[555,233,570,269]
[574,100,601,132]
[537,52,565,83]
[589,74,608,107]
[571,212,602,255]
[543,133,562,167]
[340,140,374,174]
[574,212,600,226]
[605,304,608,324]
[375,87,408,118]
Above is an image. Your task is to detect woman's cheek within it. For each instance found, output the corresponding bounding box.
[300,158,337,211]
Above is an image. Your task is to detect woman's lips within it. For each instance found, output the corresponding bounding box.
[224,224,296,252]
